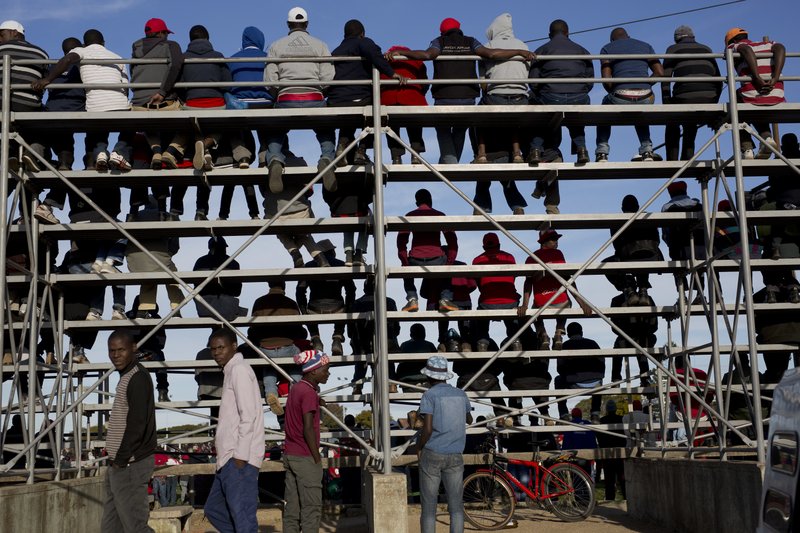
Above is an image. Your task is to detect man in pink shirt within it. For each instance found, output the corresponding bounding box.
[283,349,330,533]
[204,328,265,533]
[397,189,459,312]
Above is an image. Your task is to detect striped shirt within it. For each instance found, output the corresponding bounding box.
[71,44,130,112]
[106,363,156,466]
[730,39,785,105]
[0,39,49,111]
[663,39,721,100]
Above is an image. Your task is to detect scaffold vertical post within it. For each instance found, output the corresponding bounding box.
[0,56,11,379]
[725,47,765,464]
[371,67,392,473]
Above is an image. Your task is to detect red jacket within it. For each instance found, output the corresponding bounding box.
[473,250,519,305]
[381,45,429,106]
[397,204,457,264]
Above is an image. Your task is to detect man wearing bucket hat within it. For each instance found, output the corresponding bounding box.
[283,349,330,533]
[417,355,472,533]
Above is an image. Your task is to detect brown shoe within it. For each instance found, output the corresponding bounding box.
[267,393,284,416]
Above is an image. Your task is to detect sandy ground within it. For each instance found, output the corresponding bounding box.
[185,500,674,532]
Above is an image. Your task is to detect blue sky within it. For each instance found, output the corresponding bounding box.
[5,0,798,428]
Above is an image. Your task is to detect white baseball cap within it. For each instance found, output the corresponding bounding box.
[287,7,308,23]
[0,20,25,35]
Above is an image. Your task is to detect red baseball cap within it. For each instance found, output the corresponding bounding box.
[440,18,460,34]
[144,18,173,35]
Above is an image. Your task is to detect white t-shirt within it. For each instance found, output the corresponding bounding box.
[71,44,129,112]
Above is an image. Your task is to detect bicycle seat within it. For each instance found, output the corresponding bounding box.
[530,439,550,448]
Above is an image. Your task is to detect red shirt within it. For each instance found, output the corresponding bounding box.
[473,250,519,305]
[284,379,320,457]
[528,248,569,307]
[729,40,785,105]
[396,204,458,264]
[381,46,429,106]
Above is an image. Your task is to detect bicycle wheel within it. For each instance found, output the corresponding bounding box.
[462,471,516,530]
[541,463,596,521]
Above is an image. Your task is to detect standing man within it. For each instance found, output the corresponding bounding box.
[264,7,336,194]
[102,330,156,533]
[661,26,722,161]
[283,349,331,533]
[397,189,458,313]
[595,28,664,162]
[204,328,265,533]
[417,355,472,533]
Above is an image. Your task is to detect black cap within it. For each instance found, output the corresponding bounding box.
[208,236,227,248]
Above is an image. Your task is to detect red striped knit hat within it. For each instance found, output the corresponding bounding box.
[294,349,329,374]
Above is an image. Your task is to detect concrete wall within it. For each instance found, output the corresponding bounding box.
[627,458,763,533]
[363,468,408,533]
[0,474,105,533]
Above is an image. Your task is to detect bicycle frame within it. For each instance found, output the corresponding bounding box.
[475,455,587,502]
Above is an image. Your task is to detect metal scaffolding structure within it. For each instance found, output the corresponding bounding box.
[1,49,799,487]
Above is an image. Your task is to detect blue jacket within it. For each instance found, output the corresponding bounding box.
[228,27,272,101]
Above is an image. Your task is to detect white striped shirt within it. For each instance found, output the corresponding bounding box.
[72,44,130,112]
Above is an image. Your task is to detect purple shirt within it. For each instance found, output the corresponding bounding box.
[284,379,320,457]
[215,353,265,469]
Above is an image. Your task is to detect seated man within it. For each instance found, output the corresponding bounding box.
[264,7,335,193]
[502,326,552,426]
[395,324,436,393]
[555,322,604,420]
[609,290,656,387]
[453,337,507,422]
[472,233,521,352]
[192,237,246,321]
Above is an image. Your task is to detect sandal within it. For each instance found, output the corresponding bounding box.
[471,155,489,164]
[512,152,525,164]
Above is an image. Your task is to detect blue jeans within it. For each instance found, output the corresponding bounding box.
[265,100,335,165]
[473,155,527,213]
[530,92,590,150]
[596,92,654,156]
[404,255,453,302]
[434,98,475,163]
[204,460,260,533]
[152,476,169,507]
[260,345,302,396]
[419,448,464,533]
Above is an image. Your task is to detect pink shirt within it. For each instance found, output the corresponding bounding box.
[284,379,320,457]
[215,353,265,469]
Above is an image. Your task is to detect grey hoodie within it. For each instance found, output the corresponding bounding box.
[264,29,334,98]
[480,13,530,96]
[130,36,184,106]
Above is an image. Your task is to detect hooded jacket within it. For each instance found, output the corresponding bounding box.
[380,45,428,105]
[130,36,184,105]
[480,13,529,96]
[229,27,272,101]
[180,39,231,101]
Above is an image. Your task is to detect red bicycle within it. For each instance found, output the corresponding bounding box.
[462,430,596,529]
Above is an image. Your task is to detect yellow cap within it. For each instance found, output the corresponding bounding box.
[725,27,747,45]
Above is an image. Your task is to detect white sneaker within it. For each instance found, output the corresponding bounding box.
[85,311,102,321]
[95,152,109,171]
[111,309,126,320]
[100,261,121,274]
[91,260,104,273]
[742,148,755,160]
[34,203,59,225]
[108,151,132,171]
[756,137,778,159]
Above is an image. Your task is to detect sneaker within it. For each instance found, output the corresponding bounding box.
[512,207,525,215]
[411,155,422,165]
[311,335,324,352]
[640,151,661,162]
[315,253,330,267]
[389,384,398,394]
[192,140,206,170]
[352,250,365,266]
[576,147,590,165]
[624,287,639,306]
[319,158,337,192]
[345,250,354,266]
[108,151,131,171]
[512,152,525,164]
[335,142,348,168]
[527,148,542,167]
[553,329,565,350]
[765,288,779,304]
[161,151,179,169]
[268,160,284,193]
[95,152,109,172]
[539,332,551,350]
[596,153,609,163]
[71,350,89,365]
[437,342,447,353]
[460,342,473,352]
[402,298,419,312]
[509,340,523,352]
[545,205,560,215]
[742,148,755,160]
[150,152,163,170]
[194,212,208,221]
[91,260,104,273]
[267,393,284,416]
[446,339,460,352]
[34,203,59,225]
[476,339,490,352]
[331,335,344,356]
[290,250,305,268]
[438,298,458,312]
[112,309,126,320]
[158,389,170,403]
[391,156,403,165]
[353,147,370,165]
[238,158,251,169]
[637,287,649,305]
[100,261,121,274]
[790,286,800,304]
[351,384,363,396]
[85,310,102,321]
[203,153,214,171]
[22,153,42,172]
[531,180,545,199]
[757,137,777,159]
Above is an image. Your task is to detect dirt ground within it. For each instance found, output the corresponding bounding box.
[186,500,673,532]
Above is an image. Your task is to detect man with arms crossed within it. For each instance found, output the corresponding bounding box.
[204,328,265,533]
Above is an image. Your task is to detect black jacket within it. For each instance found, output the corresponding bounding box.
[328,36,394,104]
[181,39,231,101]
[193,252,242,297]
[558,335,605,377]
[530,34,594,95]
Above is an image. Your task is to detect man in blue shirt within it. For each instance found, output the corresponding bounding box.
[417,355,472,533]
[596,28,664,162]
